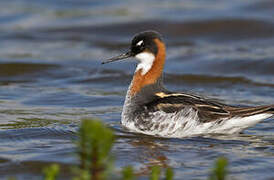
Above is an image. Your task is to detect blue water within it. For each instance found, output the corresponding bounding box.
[0,0,273,179]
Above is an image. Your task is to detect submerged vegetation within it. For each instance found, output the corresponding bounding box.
[43,118,228,180]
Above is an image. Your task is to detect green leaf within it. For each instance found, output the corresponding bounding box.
[122,166,135,180]
[43,164,60,180]
[165,167,174,180]
[150,166,161,180]
[208,157,228,180]
[75,118,115,180]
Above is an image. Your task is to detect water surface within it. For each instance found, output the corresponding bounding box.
[0,0,274,179]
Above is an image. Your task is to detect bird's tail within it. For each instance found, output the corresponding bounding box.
[214,105,274,134]
[262,105,274,114]
[268,106,274,114]
[227,105,274,117]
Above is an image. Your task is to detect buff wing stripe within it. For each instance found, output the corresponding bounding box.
[153,92,274,122]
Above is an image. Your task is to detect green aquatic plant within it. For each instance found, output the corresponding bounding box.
[43,164,60,180]
[0,117,72,129]
[122,166,135,180]
[165,167,174,180]
[75,119,115,180]
[150,166,161,180]
[148,166,174,180]
[208,157,228,180]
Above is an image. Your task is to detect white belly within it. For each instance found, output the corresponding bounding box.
[122,107,272,138]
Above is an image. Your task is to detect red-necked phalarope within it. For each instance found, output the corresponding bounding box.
[102,30,274,138]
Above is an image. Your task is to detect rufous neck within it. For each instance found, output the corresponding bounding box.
[129,39,166,96]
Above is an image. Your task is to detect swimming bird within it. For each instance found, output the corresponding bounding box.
[102,30,274,138]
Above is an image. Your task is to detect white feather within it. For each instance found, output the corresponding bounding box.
[135,52,155,75]
[122,104,273,138]
[136,40,143,46]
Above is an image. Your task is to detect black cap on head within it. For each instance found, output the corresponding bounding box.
[130,30,162,56]
[102,30,162,64]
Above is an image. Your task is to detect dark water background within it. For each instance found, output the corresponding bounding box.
[0,0,274,179]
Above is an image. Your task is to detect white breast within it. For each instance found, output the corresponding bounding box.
[135,52,155,75]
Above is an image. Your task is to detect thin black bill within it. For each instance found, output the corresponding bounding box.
[102,51,132,64]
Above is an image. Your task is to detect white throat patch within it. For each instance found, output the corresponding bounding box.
[135,52,155,75]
